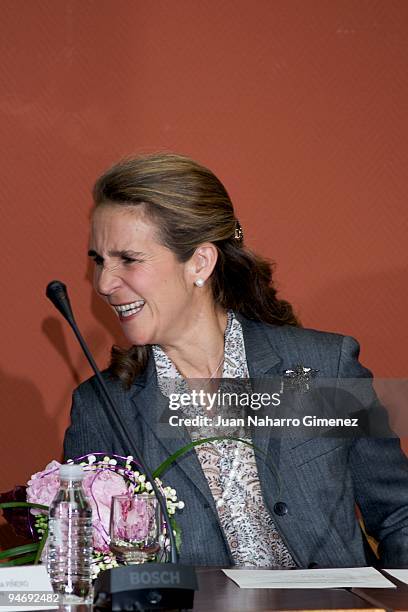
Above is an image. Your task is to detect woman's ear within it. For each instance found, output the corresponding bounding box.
[187,243,218,285]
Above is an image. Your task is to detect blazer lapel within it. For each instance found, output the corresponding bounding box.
[238,317,284,490]
[239,317,282,379]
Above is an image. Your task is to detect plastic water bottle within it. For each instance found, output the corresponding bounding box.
[47,464,93,603]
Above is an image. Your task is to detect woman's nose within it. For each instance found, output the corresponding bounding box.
[94,264,122,297]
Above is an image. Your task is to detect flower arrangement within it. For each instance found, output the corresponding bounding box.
[0,451,186,577]
[0,436,256,574]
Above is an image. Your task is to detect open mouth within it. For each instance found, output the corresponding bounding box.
[112,300,145,318]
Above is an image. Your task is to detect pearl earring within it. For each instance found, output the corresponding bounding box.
[194,278,205,287]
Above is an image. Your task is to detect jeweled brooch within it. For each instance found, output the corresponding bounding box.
[280,365,319,393]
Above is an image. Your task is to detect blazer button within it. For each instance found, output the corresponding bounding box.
[273,502,288,516]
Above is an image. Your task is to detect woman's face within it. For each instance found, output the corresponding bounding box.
[89,205,195,347]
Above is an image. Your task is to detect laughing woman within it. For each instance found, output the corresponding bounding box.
[64,153,408,568]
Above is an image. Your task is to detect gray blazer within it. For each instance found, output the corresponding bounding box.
[64,316,408,568]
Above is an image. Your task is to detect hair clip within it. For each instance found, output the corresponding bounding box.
[234,220,244,242]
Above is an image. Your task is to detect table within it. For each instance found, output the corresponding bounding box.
[56,568,408,611]
[193,568,381,610]
[194,568,408,611]
[354,571,408,612]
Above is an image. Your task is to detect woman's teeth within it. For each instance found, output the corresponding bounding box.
[113,301,145,317]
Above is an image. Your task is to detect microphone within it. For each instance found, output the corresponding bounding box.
[46,281,75,325]
[46,280,197,610]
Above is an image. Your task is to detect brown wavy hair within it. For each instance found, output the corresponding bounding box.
[92,153,299,388]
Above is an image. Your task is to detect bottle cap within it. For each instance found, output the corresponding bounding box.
[59,464,85,481]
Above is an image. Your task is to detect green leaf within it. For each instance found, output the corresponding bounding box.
[152,435,281,495]
[169,517,182,552]
[0,502,49,566]
[0,502,48,511]
[0,554,37,566]
[0,543,40,560]
[34,526,48,565]
[153,436,254,479]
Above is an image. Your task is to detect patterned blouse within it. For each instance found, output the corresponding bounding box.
[152,312,296,567]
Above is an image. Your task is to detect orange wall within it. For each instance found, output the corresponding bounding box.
[1,0,407,491]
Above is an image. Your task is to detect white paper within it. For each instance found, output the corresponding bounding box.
[0,565,58,611]
[223,566,396,589]
[383,569,408,585]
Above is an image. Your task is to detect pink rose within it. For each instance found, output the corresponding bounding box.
[26,461,130,553]
[115,497,152,541]
[26,460,61,513]
[83,469,128,552]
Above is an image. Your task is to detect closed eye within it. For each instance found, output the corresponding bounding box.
[88,249,102,263]
[88,249,145,267]
[122,255,138,264]
[90,253,104,266]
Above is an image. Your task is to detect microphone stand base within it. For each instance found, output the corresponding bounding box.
[93,563,198,611]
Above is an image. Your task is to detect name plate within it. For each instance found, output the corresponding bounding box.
[0,565,58,611]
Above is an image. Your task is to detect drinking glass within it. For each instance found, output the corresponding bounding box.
[109,493,162,564]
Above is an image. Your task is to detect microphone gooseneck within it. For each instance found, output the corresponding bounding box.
[46,280,178,564]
